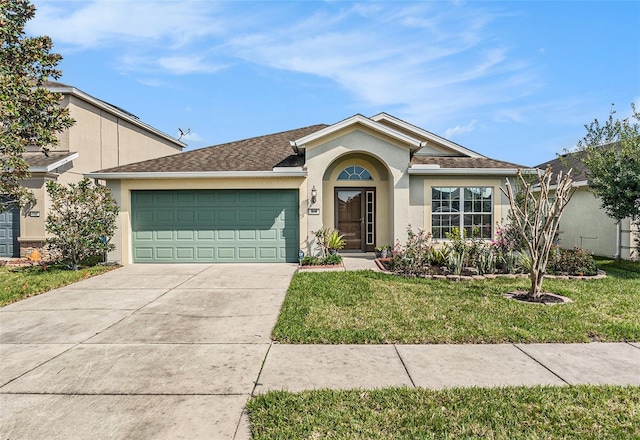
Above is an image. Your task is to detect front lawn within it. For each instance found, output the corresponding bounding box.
[247,385,640,439]
[272,258,640,344]
[0,264,116,307]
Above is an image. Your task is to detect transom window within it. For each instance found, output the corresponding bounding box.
[431,187,493,239]
[338,166,373,181]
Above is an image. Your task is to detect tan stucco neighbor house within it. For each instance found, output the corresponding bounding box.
[0,82,185,258]
[88,113,526,265]
[537,151,638,260]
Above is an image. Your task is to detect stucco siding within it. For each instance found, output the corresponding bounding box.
[558,188,618,257]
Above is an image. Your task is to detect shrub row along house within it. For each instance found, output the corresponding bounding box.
[0,82,185,259]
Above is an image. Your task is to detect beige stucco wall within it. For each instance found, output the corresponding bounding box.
[558,186,637,259]
[304,127,411,250]
[57,95,182,186]
[18,93,183,251]
[106,177,306,265]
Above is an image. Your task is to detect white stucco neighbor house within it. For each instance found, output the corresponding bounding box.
[87,113,528,264]
[537,151,638,261]
[0,82,186,259]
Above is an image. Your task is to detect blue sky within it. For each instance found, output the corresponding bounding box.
[28,1,640,167]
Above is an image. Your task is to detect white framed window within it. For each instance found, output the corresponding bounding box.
[431,187,493,239]
[337,166,373,181]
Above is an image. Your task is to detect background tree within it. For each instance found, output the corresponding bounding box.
[502,168,574,300]
[1,0,74,210]
[575,103,640,224]
[45,178,119,270]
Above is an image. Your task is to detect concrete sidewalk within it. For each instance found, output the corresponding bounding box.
[255,342,640,393]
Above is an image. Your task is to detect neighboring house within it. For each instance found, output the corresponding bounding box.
[0,81,186,258]
[537,151,638,261]
[88,113,526,265]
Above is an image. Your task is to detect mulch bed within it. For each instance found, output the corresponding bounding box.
[503,291,573,305]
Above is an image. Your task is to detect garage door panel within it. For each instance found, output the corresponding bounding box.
[135,248,154,260]
[156,230,173,240]
[217,211,236,223]
[197,230,214,240]
[259,230,277,240]
[155,193,174,204]
[156,210,173,223]
[131,190,298,263]
[217,248,236,259]
[197,248,215,259]
[155,248,175,260]
[238,230,256,240]
[176,248,194,259]
[217,230,235,240]
[176,230,194,240]
[176,211,195,222]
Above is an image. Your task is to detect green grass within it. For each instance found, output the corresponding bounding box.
[272,258,640,344]
[247,385,640,439]
[0,264,116,307]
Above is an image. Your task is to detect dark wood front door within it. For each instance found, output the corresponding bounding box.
[336,189,363,250]
[335,187,375,252]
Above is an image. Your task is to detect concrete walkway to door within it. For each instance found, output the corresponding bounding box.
[0,263,297,440]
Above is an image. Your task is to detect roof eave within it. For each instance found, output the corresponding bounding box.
[85,170,308,180]
[29,152,79,173]
[408,166,533,176]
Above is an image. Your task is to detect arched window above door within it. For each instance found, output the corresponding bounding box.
[337,165,373,181]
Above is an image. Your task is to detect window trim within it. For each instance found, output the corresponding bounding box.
[431,186,494,240]
[337,165,373,181]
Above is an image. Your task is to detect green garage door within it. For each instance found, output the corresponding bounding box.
[131,190,299,263]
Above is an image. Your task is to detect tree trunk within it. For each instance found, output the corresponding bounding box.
[529,269,544,299]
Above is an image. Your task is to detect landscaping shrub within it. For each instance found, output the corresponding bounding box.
[547,246,598,276]
[388,226,435,276]
[382,225,597,278]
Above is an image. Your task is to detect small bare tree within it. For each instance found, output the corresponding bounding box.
[502,167,575,299]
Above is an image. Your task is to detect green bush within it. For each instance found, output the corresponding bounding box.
[547,247,598,276]
[388,226,435,276]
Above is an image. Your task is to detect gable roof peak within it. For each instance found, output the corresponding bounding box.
[291,113,426,153]
[370,112,485,159]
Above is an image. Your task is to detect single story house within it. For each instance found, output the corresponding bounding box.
[88,113,527,264]
[537,151,638,260]
[0,82,185,259]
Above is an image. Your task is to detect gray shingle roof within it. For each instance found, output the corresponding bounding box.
[93,122,526,174]
[23,151,77,170]
[411,156,525,169]
[95,124,328,173]
[536,151,590,182]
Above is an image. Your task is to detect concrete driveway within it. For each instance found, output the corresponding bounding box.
[0,263,297,440]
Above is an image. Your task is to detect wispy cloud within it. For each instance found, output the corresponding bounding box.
[30,1,540,127]
[445,120,477,138]
[30,1,225,49]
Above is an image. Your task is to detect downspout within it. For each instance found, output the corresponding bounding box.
[613,221,621,259]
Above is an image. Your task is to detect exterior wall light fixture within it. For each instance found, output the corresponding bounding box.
[311,186,317,204]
